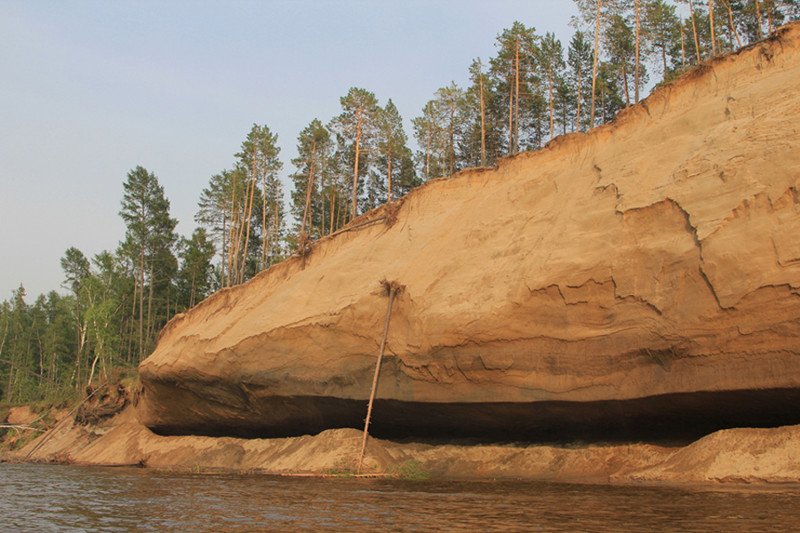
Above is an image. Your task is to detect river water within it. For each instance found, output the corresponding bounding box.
[2,463,800,532]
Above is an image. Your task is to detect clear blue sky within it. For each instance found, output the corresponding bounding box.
[1,0,581,300]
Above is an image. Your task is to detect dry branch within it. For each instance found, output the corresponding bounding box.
[24,382,108,460]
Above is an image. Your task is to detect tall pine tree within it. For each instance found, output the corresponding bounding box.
[119,166,177,360]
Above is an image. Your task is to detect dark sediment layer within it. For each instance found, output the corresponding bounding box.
[146,384,800,445]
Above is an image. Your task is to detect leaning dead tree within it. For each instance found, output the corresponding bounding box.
[357,279,404,473]
[24,383,108,460]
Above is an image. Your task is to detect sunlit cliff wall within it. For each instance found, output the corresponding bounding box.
[139,24,800,441]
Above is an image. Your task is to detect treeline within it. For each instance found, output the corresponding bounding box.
[2,1,797,404]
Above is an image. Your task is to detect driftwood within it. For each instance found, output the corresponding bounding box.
[0,425,45,432]
[357,280,405,473]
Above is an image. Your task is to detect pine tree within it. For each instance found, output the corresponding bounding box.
[596,61,627,123]
[332,88,380,221]
[412,101,441,181]
[604,14,643,106]
[573,0,603,128]
[196,170,238,283]
[537,32,567,140]
[490,22,540,155]
[435,83,465,177]
[574,1,638,126]
[376,100,414,203]
[568,30,594,132]
[716,0,743,50]
[412,84,468,179]
[119,166,177,360]
[177,228,216,309]
[290,119,333,241]
[635,0,642,102]
[644,0,682,80]
[553,77,577,135]
[462,58,507,166]
[679,0,705,62]
[233,124,283,279]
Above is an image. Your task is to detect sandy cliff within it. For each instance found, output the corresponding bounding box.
[139,24,800,442]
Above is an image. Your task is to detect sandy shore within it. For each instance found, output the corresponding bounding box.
[6,404,800,485]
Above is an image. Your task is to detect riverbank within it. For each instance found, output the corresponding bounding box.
[6,399,800,485]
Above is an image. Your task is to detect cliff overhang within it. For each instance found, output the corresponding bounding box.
[139,23,800,444]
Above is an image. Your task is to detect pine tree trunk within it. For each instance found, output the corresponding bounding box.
[623,61,630,106]
[302,141,317,234]
[514,36,520,155]
[329,189,336,236]
[507,80,514,154]
[690,0,701,63]
[226,174,238,287]
[240,151,258,283]
[262,175,268,271]
[635,0,640,103]
[755,0,763,40]
[190,270,196,308]
[479,58,486,167]
[602,86,607,123]
[146,262,154,352]
[548,72,554,139]
[425,106,431,180]
[576,61,582,132]
[591,0,601,129]
[126,278,136,363]
[768,3,773,35]
[710,0,717,56]
[726,1,743,48]
[681,20,687,67]
[273,198,279,264]
[351,110,364,221]
[138,249,144,359]
[318,182,324,238]
[221,214,227,285]
[448,105,455,176]
[387,152,393,203]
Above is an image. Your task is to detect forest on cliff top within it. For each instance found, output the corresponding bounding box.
[2,1,799,405]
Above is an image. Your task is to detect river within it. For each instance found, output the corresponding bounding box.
[2,463,799,531]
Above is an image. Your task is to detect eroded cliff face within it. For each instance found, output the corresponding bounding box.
[139,24,800,441]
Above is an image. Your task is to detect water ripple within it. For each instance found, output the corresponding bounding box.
[1,464,799,532]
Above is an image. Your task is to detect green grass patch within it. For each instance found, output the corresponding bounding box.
[390,460,430,481]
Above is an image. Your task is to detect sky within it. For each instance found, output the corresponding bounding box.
[0,0,581,301]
